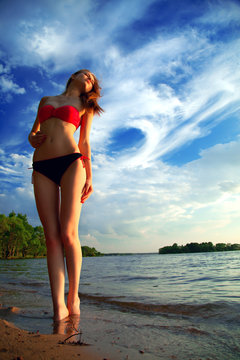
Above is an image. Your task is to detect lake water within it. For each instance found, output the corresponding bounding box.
[0,251,240,359]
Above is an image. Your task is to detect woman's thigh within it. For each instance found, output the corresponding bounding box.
[60,159,86,234]
[33,171,60,236]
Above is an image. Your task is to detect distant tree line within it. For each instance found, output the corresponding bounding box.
[159,242,240,254]
[0,212,102,259]
[81,246,102,257]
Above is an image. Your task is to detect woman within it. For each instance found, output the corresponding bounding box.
[28,70,103,321]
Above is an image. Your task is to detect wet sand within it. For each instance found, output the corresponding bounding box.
[0,317,119,360]
[0,305,149,360]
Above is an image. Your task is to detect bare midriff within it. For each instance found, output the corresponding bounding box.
[33,117,80,162]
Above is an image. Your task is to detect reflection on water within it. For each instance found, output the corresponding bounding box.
[53,314,81,337]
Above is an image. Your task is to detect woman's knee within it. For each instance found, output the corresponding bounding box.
[44,229,62,249]
[61,229,79,248]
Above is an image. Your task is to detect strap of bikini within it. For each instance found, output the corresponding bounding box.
[80,155,90,168]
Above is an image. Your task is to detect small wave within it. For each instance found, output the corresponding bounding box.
[79,292,239,319]
[188,276,213,282]
[102,275,158,281]
[20,281,46,287]
[123,276,159,281]
[8,281,46,288]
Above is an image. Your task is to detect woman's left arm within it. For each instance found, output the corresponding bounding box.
[78,110,94,203]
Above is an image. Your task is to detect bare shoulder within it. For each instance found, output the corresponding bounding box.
[85,108,94,118]
[81,109,94,124]
[39,96,50,107]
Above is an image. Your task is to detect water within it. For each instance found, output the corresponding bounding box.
[1,252,240,359]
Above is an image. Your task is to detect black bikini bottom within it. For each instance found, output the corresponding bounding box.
[32,153,84,186]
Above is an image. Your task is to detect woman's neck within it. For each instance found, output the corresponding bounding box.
[62,90,81,97]
[63,82,84,97]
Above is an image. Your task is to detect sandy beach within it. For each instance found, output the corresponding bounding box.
[0,317,119,360]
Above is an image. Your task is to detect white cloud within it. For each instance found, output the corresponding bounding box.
[0,75,25,94]
[49,80,65,92]
[83,139,240,251]
[0,0,240,251]
[197,0,240,25]
[219,181,240,194]
[30,81,43,94]
[21,101,39,114]
[0,0,159,72]
[0,150,36,221]
[89,30,240,174]
[0,64,10,74]
[0,152,32,182]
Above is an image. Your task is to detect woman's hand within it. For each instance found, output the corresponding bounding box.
[29,131,47,148]
[81,179,93,203]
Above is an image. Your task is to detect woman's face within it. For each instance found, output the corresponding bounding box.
[73,71,95,93]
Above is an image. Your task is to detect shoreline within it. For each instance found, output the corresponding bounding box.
[0,317,121,360]
[0,252,157,260]
[1,249,240,260]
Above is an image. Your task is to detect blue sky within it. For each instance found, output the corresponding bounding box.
[0,0,240,253]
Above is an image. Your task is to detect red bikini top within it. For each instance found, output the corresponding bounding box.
[38,105,81,129]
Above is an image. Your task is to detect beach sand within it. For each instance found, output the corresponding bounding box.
[0,318,119,360]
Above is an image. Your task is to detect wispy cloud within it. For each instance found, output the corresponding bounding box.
[0,75,25,94]
[196,0,240,25]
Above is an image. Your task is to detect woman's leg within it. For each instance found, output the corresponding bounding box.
[33,171,68,321]
[60,159,85,315]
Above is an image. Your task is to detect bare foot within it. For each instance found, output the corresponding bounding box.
[53,304,69,322]
[67,297,80,316]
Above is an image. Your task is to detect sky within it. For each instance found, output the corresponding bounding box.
[0,0,240,253]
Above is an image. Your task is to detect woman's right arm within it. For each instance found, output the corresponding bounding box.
[28,97,47,148]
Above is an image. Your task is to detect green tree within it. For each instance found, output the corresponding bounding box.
[215,243,227,252]
[159,241,240,254]
[81,246,102,257]
[27,226,46,257]
[0,214,10,258]
[230,243,240,251]
[8,214,30,257]
[0,212,103,258]
[0,212,31,258]
[185,242,201,253]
